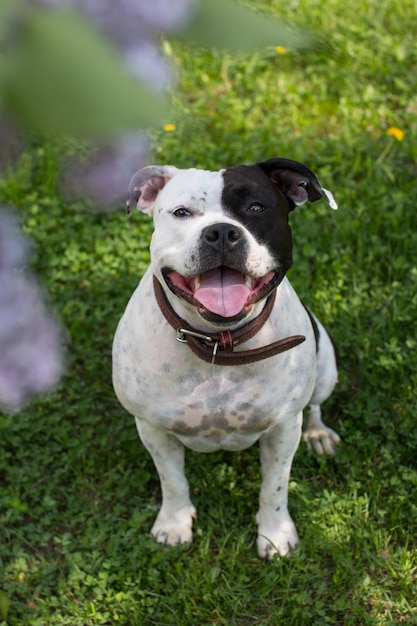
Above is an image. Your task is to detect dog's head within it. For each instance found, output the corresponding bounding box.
[127,159,337,325]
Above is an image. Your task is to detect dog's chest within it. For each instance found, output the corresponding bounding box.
[163,368,273,430]
[139,365,308,451]
[114,325,314,452]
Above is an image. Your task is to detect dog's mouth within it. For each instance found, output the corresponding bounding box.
[163,266,279,319]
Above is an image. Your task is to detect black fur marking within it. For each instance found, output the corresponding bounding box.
[302,303,320,353]
[302,303,339,366]
[221,165,293,276]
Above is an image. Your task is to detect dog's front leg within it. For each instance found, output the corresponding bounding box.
[256,413,302,560]
[135,418,196,545]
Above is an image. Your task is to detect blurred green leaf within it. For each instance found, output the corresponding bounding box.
[180,0,314,51]
[3,9,166,136]
[0,0,18,108]
[0,590,10,620]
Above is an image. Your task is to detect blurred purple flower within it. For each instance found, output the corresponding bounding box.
[73,0,195,88]
[61,132,149,208]
[0,209,63,410]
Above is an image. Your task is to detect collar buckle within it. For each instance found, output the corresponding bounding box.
[177,328,213,344]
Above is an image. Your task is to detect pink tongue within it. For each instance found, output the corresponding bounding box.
[194,268,250,317]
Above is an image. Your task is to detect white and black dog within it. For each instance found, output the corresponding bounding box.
[112,158,340,560]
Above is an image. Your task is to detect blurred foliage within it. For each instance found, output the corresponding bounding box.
[180,0,312,51]
[3,10,166,136]
[0,0,312,139]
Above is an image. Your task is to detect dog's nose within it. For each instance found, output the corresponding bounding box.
[202,223,242,252]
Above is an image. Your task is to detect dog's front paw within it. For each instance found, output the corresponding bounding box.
[151,504,196,546]
[303,424,340,455]
[256,512,299,561]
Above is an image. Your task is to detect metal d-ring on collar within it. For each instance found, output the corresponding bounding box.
[152,275,305,366]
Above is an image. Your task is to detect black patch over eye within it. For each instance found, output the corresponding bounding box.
[173,207,192,217]
[248,203,266,214]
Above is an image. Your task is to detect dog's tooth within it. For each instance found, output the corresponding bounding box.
[245,276,252,288]
[194,276,201,290]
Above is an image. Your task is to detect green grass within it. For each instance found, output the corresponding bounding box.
[1,0,417,623]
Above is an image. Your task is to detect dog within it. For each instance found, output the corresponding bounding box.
[112,158,340,560]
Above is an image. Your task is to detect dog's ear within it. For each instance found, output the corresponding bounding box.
[126,165,178,216]
[257,158,337,211]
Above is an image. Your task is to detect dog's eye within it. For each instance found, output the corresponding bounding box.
[248,203,266,214]
[173,207,192,218]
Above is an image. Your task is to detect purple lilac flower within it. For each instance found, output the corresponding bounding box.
[0,209,63,410]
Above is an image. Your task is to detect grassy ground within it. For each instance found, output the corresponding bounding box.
[1,0,417,624]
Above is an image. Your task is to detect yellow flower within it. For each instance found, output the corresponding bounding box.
[387,127,404,141]
[163,123,176,132]
[275,46,287,54]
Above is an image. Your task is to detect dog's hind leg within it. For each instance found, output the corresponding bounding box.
[303,404,340,455]
[303,314,340,455]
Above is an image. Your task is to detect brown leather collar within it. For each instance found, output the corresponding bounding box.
[153,276,305,366]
